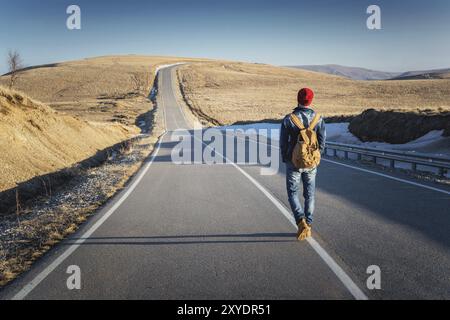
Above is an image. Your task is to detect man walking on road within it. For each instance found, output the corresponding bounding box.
[280,88,326,240]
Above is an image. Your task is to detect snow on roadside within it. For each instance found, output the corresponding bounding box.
[219,122,450,158]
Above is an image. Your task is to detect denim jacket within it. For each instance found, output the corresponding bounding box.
[280,106,327,163]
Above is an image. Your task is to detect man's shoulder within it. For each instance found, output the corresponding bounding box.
[282,113,292,123]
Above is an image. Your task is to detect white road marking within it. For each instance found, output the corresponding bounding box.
[171,110,180,129]
[160,88,168,130]
[229,133,450,195]
[160,68,180,130]
[321,159,450,195]
[11,132,167,300]
[168,67,194,129]
[194,135,369,300]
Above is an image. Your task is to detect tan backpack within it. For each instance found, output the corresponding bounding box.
[290,113,322,169]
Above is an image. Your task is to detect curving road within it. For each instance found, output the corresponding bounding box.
[1,65,449,300]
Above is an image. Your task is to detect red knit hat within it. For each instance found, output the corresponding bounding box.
[297,88,314,106]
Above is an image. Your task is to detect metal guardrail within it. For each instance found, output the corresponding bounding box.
[325,142,450,177]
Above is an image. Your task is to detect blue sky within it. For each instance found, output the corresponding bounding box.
[1,0,450,74]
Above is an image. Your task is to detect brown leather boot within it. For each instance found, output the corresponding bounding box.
[297,219,312,241]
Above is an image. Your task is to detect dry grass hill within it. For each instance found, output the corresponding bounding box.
[177,61,450,126]
[0,55,203,125]
[0,55,204,193]
[0,86,132,192]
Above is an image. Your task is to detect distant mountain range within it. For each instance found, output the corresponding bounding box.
[287,64,450,81]
[390,69,450,80]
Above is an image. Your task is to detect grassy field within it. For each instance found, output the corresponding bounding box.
[177,61,450,126]
[0,55,203,126]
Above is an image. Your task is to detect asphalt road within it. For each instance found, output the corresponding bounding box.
[1,66,449,300]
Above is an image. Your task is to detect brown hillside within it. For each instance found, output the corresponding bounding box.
[177,62,450,125]
[0,55,205,126]
[0,86,133,192]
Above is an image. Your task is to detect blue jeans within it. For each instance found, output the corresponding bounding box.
[285,161,317,225]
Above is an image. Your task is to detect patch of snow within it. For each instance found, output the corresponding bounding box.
[325,123,361,145]
[220,123,280,137]
[219,122,450,158]
[325,123,450,158]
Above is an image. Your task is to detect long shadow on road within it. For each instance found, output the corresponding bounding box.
[65,233,297,246]
[315,166,450,249]
[149,129,450,250]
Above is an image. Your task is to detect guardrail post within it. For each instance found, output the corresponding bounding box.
[333,149,337,157]
[357,154,362,161]
[438,167,445,177]
[390,159,395,169]
[412,163,417,172]
[344,151,349,160]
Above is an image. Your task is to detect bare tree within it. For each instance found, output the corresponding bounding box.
[7,50,23,89]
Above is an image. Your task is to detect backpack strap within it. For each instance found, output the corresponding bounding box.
[290,113,310,143]
[309,113,322,130]
[290,113,305,130]
[290,113,321,130]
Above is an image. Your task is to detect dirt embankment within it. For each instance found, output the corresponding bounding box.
[348,109,450,144]
[0,86,133,194]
